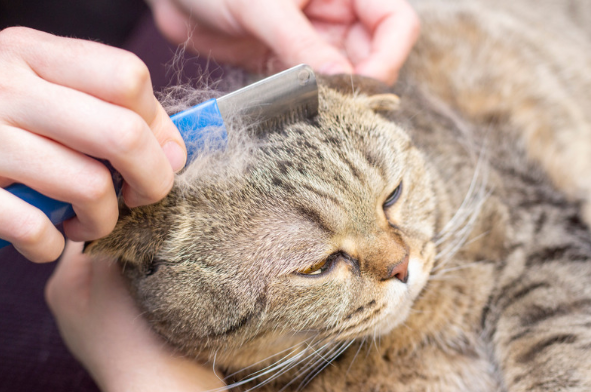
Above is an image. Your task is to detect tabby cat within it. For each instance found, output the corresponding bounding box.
[88,0,591,390]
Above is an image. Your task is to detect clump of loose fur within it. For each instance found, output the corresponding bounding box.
[88,1,591,391]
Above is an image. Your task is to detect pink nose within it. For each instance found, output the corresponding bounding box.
[385,254,409,283]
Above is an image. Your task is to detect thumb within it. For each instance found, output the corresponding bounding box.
[148,99,187,173]
[45,241,91,316]
[237,0,354,74]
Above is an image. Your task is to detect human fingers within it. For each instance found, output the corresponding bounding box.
[352,0,420,84]
[1,27,186,205]
[84,254,230,391]
[150,0,268,70]
[185,27,275,72]
[150,0,274,71]
[7,28,187,164]
[46,241,126,327]
[46,241,228,392]
[7,27,182,144]
[2,61,176,209]
[0,187,64,262]
[45,241,114,379]
[149,0,194,45]
[7,83,175,209]
[45,241,134,375]
[231,0,354,74]
[46,241,157,355]
[45,241,91,315]
[151,0,321,73]
[302,0,355,25]
[0,124,119,242]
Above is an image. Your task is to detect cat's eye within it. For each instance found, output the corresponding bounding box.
[145,259,164,276]
[145,264,159,276]
[298,259,329,275]
[383,182,403,208]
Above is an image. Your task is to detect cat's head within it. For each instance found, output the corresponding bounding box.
[87,76,440,366]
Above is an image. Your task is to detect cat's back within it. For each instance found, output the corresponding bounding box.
[402,0,591,219]
[233,3,591,389]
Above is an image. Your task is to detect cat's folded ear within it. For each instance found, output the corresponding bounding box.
[84,202,173,265]
[318,74,392,95]
[363,94,401,113]
[317,74,400,114]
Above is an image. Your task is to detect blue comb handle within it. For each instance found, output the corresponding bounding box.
[0,185,75,249]
[0,98,227,250]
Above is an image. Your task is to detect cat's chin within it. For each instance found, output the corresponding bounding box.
[372,256,430,336]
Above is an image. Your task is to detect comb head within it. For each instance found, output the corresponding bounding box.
[217,64,318,132]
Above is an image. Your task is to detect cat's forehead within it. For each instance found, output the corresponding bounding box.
[210,92,414,266]
[163,87,416,269]
[264,90,408,170]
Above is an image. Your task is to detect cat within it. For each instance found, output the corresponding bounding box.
[87,0,591,391]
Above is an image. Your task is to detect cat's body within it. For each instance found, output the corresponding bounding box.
[89,1,591,391]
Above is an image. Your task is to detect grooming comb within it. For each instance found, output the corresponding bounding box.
[0,64,318,249]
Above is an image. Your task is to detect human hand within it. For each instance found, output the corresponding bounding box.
[148,0,420,85]
[45,241,227,392]
[0,27,187,262]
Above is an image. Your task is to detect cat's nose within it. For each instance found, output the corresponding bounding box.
[383,254,409,283]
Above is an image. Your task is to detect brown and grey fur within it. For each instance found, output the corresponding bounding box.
[88,1,591,391]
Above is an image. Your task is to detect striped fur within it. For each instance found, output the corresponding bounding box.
[88,1,591,390]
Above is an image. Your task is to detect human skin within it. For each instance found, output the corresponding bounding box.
[45,241,228,392]
[39,1,421,388]
[0,2,419,259]
[0,27,187,262]
[147,0,420,85]
[0,26,224,391]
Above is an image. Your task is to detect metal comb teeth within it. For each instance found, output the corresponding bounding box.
[217,64,318,132]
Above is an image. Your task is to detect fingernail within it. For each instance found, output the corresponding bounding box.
[162,141,186,172]
[318,62,353,75]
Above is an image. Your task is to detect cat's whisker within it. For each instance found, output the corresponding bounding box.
[228,306,373,388]
[302,339,355,389]
[243,339,337,390]
[437,178,488,252]
[301,340,338,367]
[435,151,485,245]
[431,260,488,277]
[371,326,380,353]
[296,339,356,392]
[434,195,490,271]
[221,342,324,392]
[274,342,339,392]
[224,335,318,380]
[346,337,367,374]
[285,341,343,385]
[120,258,128,273]
[434,142,490,264]
[433,169,491,272]
[212,349,224,383]
[249,340,337,391]
[463,230,491,246]
[400,320,414,333]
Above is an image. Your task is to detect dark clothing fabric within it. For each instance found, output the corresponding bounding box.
[0,237,100,391]
[0,0,148,47]
[0,4,147,390]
